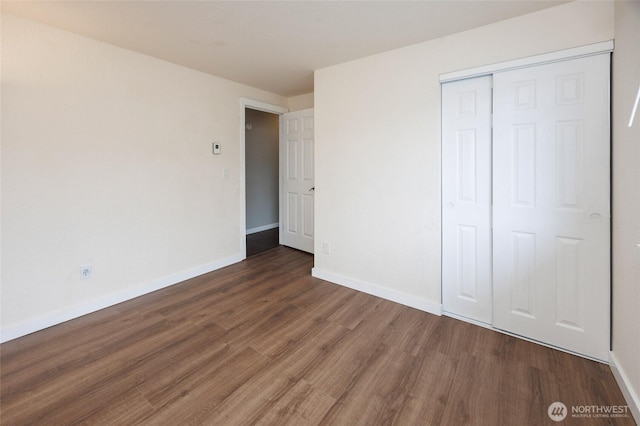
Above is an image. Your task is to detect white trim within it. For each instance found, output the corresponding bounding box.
[246,222,279,235]
[241,98,288,115]
[311,267,442,316]
[239,98,288,260]
[0,254,244,343]
[609,351,640,424]
[439,40,614,83]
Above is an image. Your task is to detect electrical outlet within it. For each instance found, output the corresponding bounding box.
[80,265,92,280]
[323,242,331,255]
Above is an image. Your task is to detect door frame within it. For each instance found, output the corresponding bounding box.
[240,98,288,259]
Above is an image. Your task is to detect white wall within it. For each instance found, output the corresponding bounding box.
[245,108,279,232]
[611,2,640,421]
[288,93,314,112]
[313,2,614,312]
[1,14,287,340]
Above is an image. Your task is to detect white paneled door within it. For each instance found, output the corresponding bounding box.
[442,76,493,324]
[280,109,314,253]
[442,54,610,361]
[492,55,610,361]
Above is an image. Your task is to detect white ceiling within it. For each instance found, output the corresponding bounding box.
[1,1,567,97]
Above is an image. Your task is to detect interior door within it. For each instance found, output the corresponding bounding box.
[442,76,493,324]
[280,109,314,253]
[492,54,610,360]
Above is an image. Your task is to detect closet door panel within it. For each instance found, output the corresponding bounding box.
[492,54,610,361]
[442,76,493,324]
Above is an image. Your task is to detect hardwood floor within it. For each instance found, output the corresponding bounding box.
[246,227,280,257]
[0,246,633,425]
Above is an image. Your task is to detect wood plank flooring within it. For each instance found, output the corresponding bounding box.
[0,246,634,425]
[246,228,280,257]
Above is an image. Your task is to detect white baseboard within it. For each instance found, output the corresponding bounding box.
[609,351,640,424]
[0,253,244,343]
[311,267,442,316]
[246,223,279,235]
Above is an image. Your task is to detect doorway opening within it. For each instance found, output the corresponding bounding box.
[245,108,280,256]
[239,99,314,258]
[239,99,287,259]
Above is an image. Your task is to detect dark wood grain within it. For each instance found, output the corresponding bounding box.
[246,227,279,257]
[0,246,634,425]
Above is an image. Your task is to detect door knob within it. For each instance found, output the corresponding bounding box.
[590,212,602,220]
[309,187,315,192]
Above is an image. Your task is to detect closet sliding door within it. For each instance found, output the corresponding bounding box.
[441,76,493,325]
[492,54,610,361]
[442,53,611,361]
